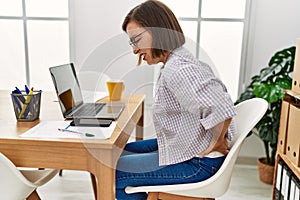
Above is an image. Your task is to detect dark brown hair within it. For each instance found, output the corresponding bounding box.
[122,0,185,58]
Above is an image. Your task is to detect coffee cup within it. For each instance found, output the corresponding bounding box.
[106,80,125,101]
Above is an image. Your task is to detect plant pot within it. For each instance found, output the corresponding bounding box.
[257,157,275,185]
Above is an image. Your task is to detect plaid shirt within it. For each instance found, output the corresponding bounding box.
[153,47,236,166]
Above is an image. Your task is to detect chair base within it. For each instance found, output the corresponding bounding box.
[147,192,215,200]
[26,190,41,200]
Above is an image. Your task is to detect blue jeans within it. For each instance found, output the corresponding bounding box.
[116,139,226,200]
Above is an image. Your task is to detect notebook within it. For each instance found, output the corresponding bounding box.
[49,63,124,120]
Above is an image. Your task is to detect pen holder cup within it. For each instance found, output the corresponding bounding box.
[11,90,42,121]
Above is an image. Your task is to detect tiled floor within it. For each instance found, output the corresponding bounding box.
[38,164,272,200]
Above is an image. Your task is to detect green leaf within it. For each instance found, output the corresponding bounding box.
[253,82,284,103]
[276,77,292,89]
[253,82,269,99]
[269,84,284,103]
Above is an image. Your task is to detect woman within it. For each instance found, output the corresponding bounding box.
[116,1,236,199]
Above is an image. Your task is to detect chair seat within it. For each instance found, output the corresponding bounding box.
[126,152,234,198]
[126,168,232,198]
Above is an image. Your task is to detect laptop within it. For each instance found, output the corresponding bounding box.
[49,63,124,120]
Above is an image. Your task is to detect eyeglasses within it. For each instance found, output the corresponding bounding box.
[129,30,147,48]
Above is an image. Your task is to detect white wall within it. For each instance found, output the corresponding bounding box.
[70,0,143,68]
[70,0,300,159]
[245,0,300,84]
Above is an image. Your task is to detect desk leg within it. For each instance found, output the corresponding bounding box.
[95,163,115,200]
[89,151,116,200]
[136,105,144,141]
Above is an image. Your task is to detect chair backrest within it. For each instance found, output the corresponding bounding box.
[0,153,37,199]
[125,98,268,198]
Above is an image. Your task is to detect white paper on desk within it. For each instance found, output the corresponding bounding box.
[20,121,116,139]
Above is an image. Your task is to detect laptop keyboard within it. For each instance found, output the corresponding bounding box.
[72,103,105,116]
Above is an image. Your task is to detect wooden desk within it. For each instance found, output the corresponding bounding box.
[0,90,144,200]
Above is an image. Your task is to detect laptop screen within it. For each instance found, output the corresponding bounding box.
[49,63,84,114]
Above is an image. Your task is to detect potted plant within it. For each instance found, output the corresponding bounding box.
[235,46,296,184]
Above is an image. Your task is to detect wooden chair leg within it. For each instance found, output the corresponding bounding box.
[147,192,159,200]
[26,190,41,200]
[151,192,215,200]
[90,173,97,200]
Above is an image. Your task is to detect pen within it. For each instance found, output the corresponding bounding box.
[57,128,95,137]
[25,85,30,94]
[24,87,36,117]
[14,87,26,103]
[11,90,22,111]
[18,87,34,119]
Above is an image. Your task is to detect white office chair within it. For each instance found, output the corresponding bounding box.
[125,98,268,200]
[0,152,59,200]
